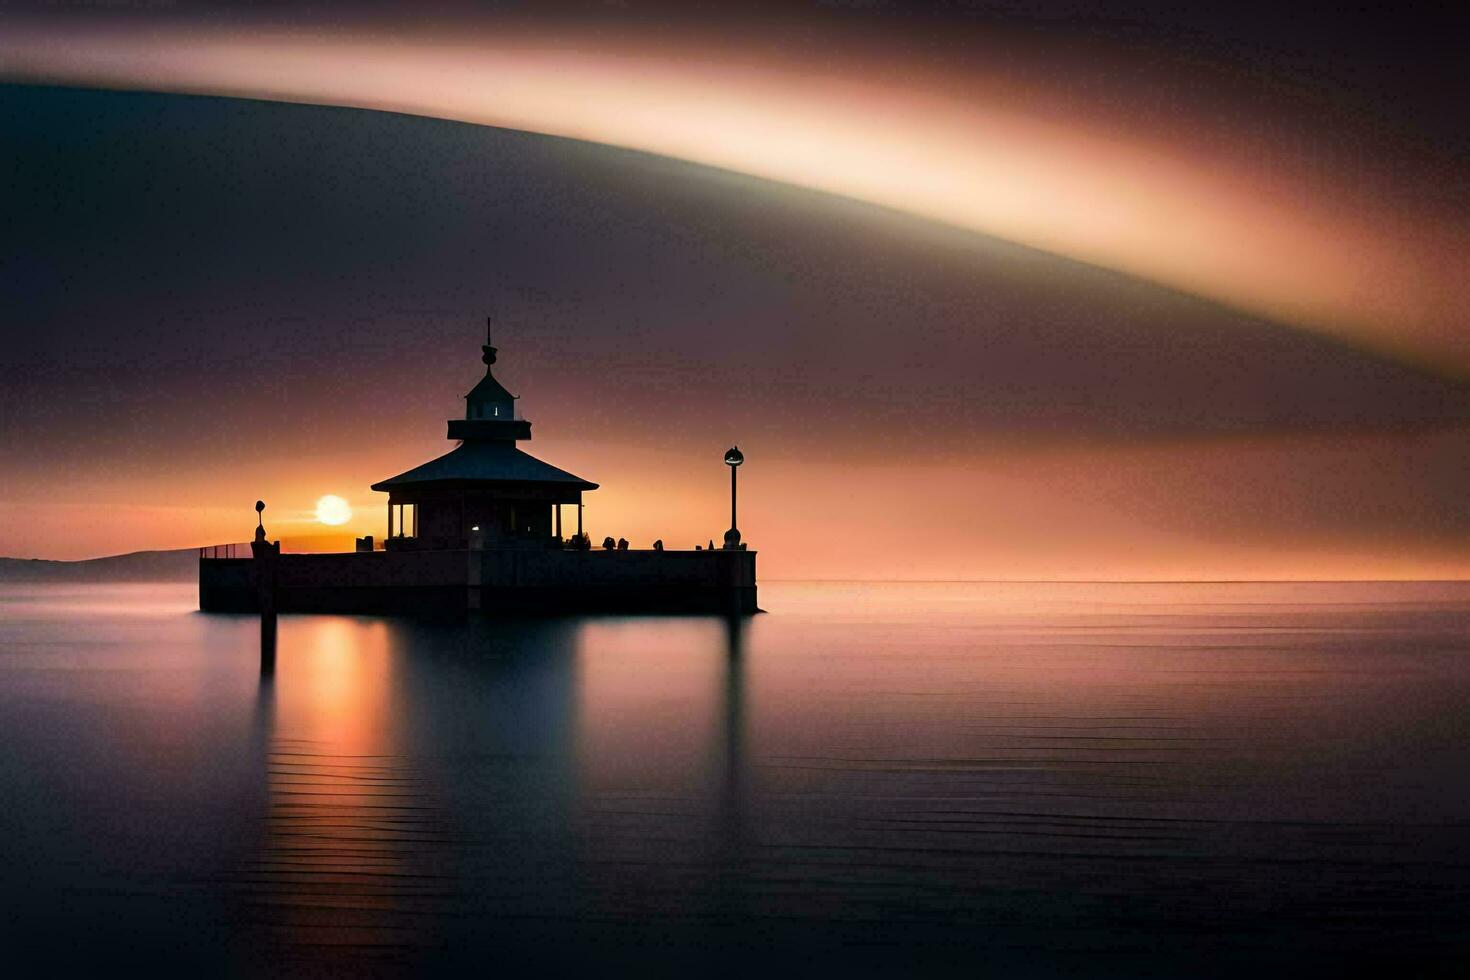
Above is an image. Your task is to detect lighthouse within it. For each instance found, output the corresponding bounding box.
[370,320,598,550]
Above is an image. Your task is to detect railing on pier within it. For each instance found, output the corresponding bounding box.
[199,543,240,559]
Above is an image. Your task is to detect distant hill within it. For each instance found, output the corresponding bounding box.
[0,547,212,583]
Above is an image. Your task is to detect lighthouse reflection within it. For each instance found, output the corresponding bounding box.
[241,612,752,973]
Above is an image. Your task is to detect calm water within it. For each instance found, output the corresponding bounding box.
[2,581,1469,977]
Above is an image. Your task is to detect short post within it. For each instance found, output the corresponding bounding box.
[251,500,279,675]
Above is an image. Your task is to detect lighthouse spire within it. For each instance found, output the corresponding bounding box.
[457,316,523,440]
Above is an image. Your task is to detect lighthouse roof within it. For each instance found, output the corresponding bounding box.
[466,319,517,408]
[466,371,515,404]
[371,441,598,492]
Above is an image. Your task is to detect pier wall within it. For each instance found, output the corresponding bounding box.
[199,548,757,616]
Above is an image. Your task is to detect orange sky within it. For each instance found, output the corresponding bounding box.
[6,422,1469,580]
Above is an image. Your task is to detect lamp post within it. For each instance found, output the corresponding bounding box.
[723,445,744,549]
[251,500,277,672]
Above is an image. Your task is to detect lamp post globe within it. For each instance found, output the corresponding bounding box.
[723,446,743,549]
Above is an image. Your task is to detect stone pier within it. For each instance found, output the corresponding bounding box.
[200,547,757,616]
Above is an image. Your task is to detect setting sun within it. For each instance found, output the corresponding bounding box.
[315,495,352,526]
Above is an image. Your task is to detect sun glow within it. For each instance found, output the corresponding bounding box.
[315,495,352,526]
[1,19,1466,371]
